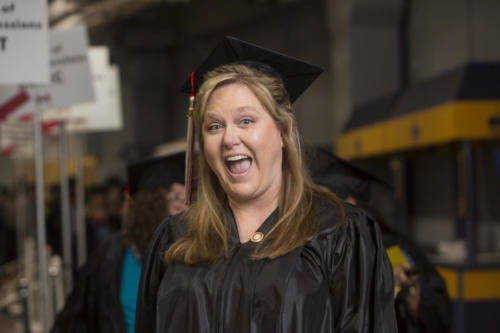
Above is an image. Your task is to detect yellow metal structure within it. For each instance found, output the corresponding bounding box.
[336,101,500,160]
[437,266,500,301]
[16,156,97,187]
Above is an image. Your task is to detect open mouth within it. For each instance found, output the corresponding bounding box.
[225,154,252,175]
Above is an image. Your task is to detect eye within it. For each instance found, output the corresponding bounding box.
[207,123,222,132]
[240,118,253,126]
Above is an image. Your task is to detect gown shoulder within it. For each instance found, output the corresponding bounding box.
[311,200,398,332]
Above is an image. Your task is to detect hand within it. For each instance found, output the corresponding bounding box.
[394,263,421,319]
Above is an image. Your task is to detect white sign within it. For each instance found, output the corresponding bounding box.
[39,25,94,108]
[44,47,123,133]
[0,0,50,84]
[0,26,94,120]
[67,64,123,132]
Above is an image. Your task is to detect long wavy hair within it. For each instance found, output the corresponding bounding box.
[166,64,343,264]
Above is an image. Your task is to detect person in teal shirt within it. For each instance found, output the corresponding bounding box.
[52,151,187,333]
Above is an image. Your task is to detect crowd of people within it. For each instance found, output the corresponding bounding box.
[45,177,126,265]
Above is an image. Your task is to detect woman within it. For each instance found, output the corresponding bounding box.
[135,37,396,333]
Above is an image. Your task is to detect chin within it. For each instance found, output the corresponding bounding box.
[224,185,256,202]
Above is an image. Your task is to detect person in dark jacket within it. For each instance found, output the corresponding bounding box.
[51,150,187,333]
[307,146,452,333]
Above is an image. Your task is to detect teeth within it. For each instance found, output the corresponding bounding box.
[226,155,249,162]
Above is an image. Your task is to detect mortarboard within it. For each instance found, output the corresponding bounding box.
[306,146,392,202]
[181,36,324,103]
[182,36,324,204]
[126,150,185,196]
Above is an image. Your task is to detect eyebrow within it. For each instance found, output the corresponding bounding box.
[204,106,258,120]
[203,112,222,122]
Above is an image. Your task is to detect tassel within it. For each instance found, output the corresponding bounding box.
[184,72,196,205]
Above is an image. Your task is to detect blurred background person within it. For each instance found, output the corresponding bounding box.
[307,146,451,333]
[51,150,186,333]
[0,186,16,265]
[105,177,126,234]
[85,185,111,250]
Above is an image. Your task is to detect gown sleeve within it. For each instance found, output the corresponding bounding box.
[50,254,96,333]
[51,234,126,333]
[135,218,171,333]
[325,205,397,332]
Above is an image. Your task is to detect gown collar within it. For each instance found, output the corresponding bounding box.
[226,203,279,246]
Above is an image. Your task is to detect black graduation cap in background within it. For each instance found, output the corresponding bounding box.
[181,36,324,103]
[126,151,185,196]
[306,147,392,202]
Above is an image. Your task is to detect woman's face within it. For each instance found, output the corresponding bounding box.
[202,83,284,204]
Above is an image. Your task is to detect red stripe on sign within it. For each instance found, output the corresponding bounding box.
[42,120,61,134]
[0,91,29,120]
[1,144,17,157]
[19,114,33,122]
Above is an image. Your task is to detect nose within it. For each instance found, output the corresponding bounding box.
[222,124,239,149]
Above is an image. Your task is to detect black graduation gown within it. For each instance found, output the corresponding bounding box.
[51,233,128,333]
[135,201,397,333]
[381,227,451,333]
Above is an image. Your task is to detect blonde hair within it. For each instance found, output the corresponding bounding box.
[166,64,343,264]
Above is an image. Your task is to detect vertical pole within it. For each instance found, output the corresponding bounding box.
[455,269,465,333]
[48,262,59,317]
[14,165,27,269]
[391,154,410,236]
[33,107,49,332]
[456,148,466,239]
[74,133,86,267]
[399,0,411,88]
[18,278,31,333]
[454,146,465,239]
[59,122,73,294]
[463,140,476,265]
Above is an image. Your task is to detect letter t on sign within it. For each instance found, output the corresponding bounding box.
[0,37,7,51]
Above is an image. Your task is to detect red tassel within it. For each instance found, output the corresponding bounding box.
[184,72,196,205]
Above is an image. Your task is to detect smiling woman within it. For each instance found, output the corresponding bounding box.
[135,36,397,333]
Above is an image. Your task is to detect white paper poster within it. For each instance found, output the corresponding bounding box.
[46,47,123,132]
[0,0,50,84]
[0,26,94,121]
[39,25,94,108]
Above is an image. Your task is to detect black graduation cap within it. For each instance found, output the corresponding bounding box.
[306,146,392,202]
[180,36,324,103]
[126,151,185,196]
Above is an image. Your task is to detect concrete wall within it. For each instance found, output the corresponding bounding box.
[410,0,500,81]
